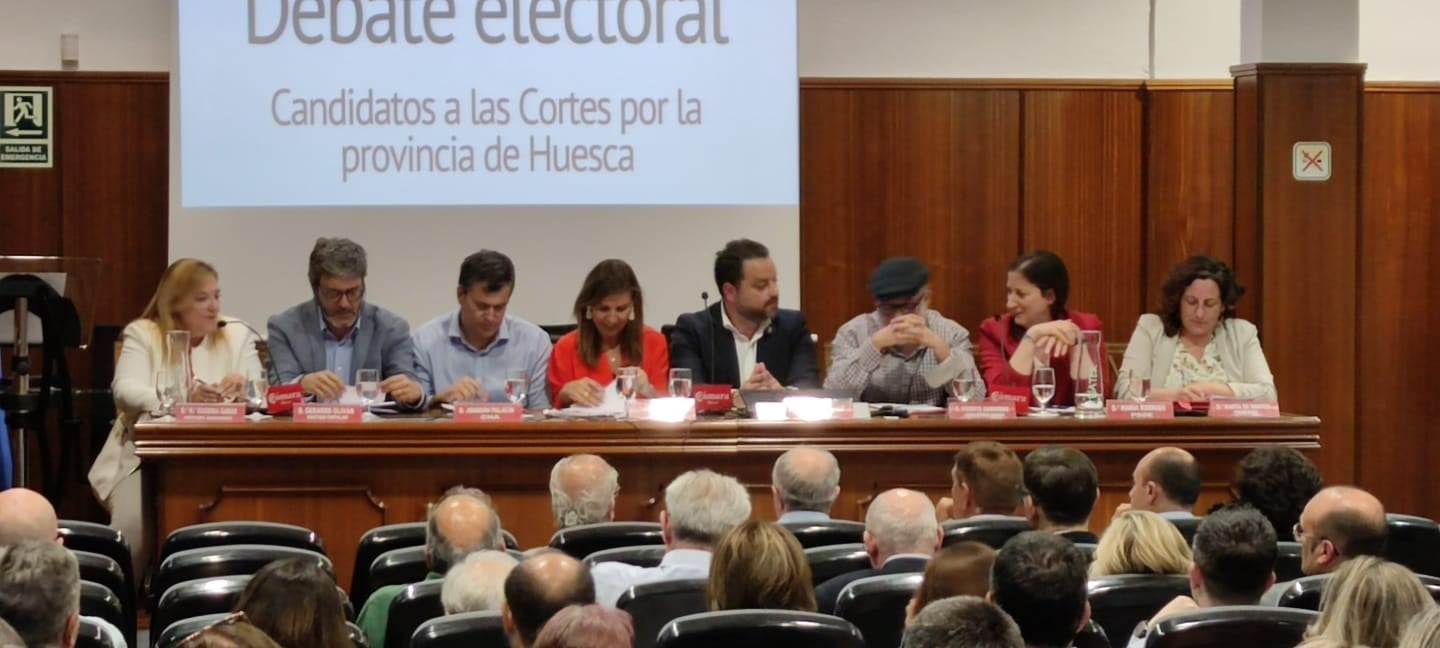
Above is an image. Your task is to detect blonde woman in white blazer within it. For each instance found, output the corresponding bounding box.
[88,258,262,576]
[1115,256,1277,402]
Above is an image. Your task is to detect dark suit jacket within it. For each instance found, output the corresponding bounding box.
[266,300,418,385]
[815,555,929,615]
[669,304,819,388]
[1058,530,1100,544]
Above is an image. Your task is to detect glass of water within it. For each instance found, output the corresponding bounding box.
[950,374,979,403]
[1031,367,1057,417]
[668,368,693,398]
[1127,369,1152,402]
[246,373,269,412]
[356,368,380,409]
[616,367,638,401]
[154,371,177,416]
[505,369,529,406]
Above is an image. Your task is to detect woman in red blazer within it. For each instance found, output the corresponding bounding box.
[549,259,670,407]
[977,250,1103,408]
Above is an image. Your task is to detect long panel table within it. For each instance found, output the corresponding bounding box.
[135,414,1320,590]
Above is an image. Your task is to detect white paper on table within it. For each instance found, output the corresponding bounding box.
[337,385,395,409]
[545,381,626,419]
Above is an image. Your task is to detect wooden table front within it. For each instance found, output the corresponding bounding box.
[135,414,1320,590]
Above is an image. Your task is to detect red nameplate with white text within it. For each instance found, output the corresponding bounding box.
[293,403,364,423]
[1106,401,1175,420]
[989,386,1031,416]
[176,403,246,423]
[692,385,733,413]
[1209,400,1280,418]
[265,384,305,414]
[454,402,523,422]
[627,398,697,422]
[948,401,1018,420]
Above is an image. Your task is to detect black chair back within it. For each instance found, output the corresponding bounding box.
[656,610,866,648]
[617,578,709,648]
[351,522,426,607]
[59,520,135,599]
[1145,605,1317,647]
[549,521,664,559]
[411,610,509,648]
[834,572,923,648]
[1274,542,1304,583]
[582,545,667,569]
[384,579,445,648]
[804,543,870,586]
[1167,517,1202,545]
[79,581,124,640]
[75,616,122,648]
[152,544,332,610]
[780,520,866,548]
[1087,574,1192,645]
[369,545,432,592]
[160,521,326,563]
[1074,619,1112,648]
[941,517,1031,549]
[151,575,251,648]
[1074,543,1099,562]
[74,549,135,646]
[157,613,366,648]
[1386,513,1440,577]
[540,323,578,344]
[1266,574,1328,610]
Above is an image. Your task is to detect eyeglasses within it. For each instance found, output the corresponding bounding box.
[318,286,364,303]
[876,289,929,318]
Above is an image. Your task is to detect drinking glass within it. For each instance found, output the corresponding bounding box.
[505,369,529,406]
[166,329,193,401]
[154,370,177,416]
[356,368,380,408]
[616,367,638,401]
[949,373,979,403]
[668,368,693,398]
[1127,369,1152,402]
[246,373,269,411]
[1031,367,1057,417]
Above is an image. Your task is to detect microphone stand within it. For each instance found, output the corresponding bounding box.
[218,319,280,386]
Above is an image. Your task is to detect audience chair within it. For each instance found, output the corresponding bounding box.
[151,575,252,647]
[582,544,667,569]
[383,579,445,648]
[59,520,135,599]
[74,549,135,646]
[656,610,866,648]
[1074,542,1098,562]
[804,543,870,587]
[1385,513,1440,577]
[160,521,327,563]
[75,616,123,648]
[351,522,427,609]
[1167,517,1202,545]
[1087,574,1192,645]
[79,581,124,644]
[1144,605,1317,648]
[1274,542,1304,583]
[152,544,333,611]
[1074,619,1112,648]
[780,519,866,548]
[941,516,1031,549]
[368,545,431,592]
[549,521,664,559]
[834,572,923,648]
[156,613,367,648]
[617,578,709,648]
[411,610,509,648]
[1266,572,1440,610]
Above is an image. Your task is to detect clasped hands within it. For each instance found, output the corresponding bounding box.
[872,314,943,354]
[1023,319,1083,358]
[300,370,423,405]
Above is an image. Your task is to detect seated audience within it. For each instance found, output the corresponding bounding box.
[1297,486,1388,575]
[549,454,620,530]
[533,604,634,648]
[1401,607,1440,648]
[590,469,750,606]
[1088,510,1192,578]
[504,550,596,648]
[0,540,80,648]
[1115,255,1276,401]
[549,259,669,406]
[358,486,505,645]
[1117,447,1200,519]
[816,488,940,614]
[1220,445,1323,541]
[1297,557,1434,648]
[442,550,520,614]
[906,542,998,625]
[708,520,816,611]
[939,441,1025,521]
[175,614,283,648]
[232,557,349,648]
[901,595,1024,648]
[826,257,985,404]
[990,531,1091,648]
[771,447,841,523]
[1022,446,1100,543]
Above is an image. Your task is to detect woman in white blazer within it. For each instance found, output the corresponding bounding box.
[1115,256,1277,402]
[88,258,262,576]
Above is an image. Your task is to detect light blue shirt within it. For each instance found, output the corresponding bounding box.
[320,305,360,385]
[1158,510,1198,520]
[411,311,553,409]
[778,510,832,524]
[591,548,712,607]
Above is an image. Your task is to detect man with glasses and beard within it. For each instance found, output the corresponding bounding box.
[826,257,984,405]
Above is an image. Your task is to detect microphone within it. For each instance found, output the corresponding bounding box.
[701,291,718,385]
[219,318,280,386]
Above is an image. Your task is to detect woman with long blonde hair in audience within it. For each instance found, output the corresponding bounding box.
[1088,510,1192,577]
[707,520,817,611]
[1299,556,1435,648]
[1401,607,1440,648]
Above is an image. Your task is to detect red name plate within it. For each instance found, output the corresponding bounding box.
[1209,400,1280,418]
[266,384,305,414]
[692,385,733,413]
[1106,401,1175,420]
[627,398,696,422]
[454,402,523,422]
[175,402,246,423]
[989,386,1031,416]
[948,401,1018,420]
[293,403,364,423]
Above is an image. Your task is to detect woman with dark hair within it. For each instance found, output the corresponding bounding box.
[232,558,351,648]
[547,259,670,407]
[978,250,1103,407]
[1115,255,1276,401]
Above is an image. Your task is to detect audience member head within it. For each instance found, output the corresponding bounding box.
[713,239,778,322]
[142,258,224,343]
[951,442,1024,518]
[661,469,751,549]
[1229,446,1323,542]
[1298,486,1387,575]
[865,489,942,567]
[1006,250,1070,326]
[1189,506,1277,607]
[902,595,1024,648]
[0,540,80,648]
[1022,446,1099,532]
[175,615,283,648]
[1303,556,1434,648]
[1400,606,1440,648]
[532,604,634,648]
[771,447,841,517]
[307,238,367,331]
[503,550,596,648]
[441,550,520,614]
[0,487,59,545]
[1158,255,1245,338]
[549,454,619,529]
[990,532,1090,648]
[1127,447,1200,513]
[707,520,815,612]
[907,542,998,624]
[232,557,349,648]
[0,617,23,648]
[571,259,646,369]
[427,486,504,573]
[1088,510,1192,578]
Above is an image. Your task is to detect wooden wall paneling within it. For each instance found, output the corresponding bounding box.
[1231,75,1262,325]
[0,74,62,255]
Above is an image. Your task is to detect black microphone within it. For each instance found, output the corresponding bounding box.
[701,291,718,385]
[219,318,280,386]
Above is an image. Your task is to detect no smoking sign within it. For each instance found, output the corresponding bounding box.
[1293,141,1331,181]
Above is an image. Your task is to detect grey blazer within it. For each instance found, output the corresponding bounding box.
[266,300,419,384]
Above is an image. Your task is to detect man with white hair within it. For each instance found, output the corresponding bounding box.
[0,540,81,648]
[441,550,520,615]
[550,454,619,530]
[816,488,941,614]
[772,447,841,523]
[590,469,751,606]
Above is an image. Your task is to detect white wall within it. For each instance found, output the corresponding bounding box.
[1,0,170,71]
[1153,0,1242,78]
[1360,0,1440,81]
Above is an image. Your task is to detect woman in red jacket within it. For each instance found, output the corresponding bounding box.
[549,259,670,407]
[977,250,1103,408]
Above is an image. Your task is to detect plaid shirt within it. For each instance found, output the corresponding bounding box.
[824,309,984,405]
